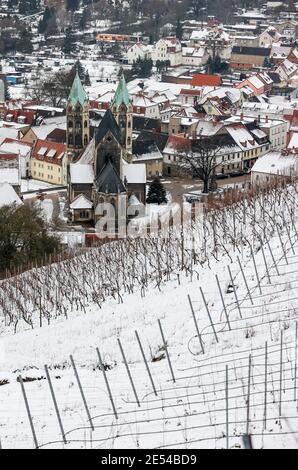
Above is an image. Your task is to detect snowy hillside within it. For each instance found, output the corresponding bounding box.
[1,183,298,448]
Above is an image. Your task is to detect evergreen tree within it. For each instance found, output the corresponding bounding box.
[79,7,90,29]
[263,57,273,68]
[146,178,168,205]
[84,69,91,86]
[19,0,39,14]
[207,55,229,74]
[16,29,33,54]
[4,76,10,101]
[19,0,28,14]
[62,27,76,55]
[176,18,183,40]
[67,0,80,11]
[76,60,85,80]
[69,60,90,85]
[132,57,153,78]
[38,7,57,35]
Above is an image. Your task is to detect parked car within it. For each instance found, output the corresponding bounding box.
[215,173,229,180]
[229,171,245,177]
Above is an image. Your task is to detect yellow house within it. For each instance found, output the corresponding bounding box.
[132,141,163,179]
[31,139,68,185]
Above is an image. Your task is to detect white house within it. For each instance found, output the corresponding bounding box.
[251,149,298,184]
[132,93,161,119]
[181,47,209,67]
[126,43,151,65]
[259,27,281,47]
[151,38,182,67]
[276,58,298,81]
[0,139,32,178]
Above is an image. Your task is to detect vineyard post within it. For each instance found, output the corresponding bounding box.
[158,319,176,383]
[227,265,242,319]
[200,287,219,343]
[18,375,38,449]
[135,330,157,396]
[237,256,253,304]
[44,365,67,444]
[215,274,231,330]
[117,338,140,407]
[70,355,94,430]
[96,349,118,419]
[188,294,205,354]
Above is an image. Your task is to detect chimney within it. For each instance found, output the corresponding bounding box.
[258,115,261,123]
[240,112,243,120]
[265,115,269,123]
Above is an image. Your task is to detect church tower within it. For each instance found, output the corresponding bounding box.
[111,75,133,161]
[66,72,90,159]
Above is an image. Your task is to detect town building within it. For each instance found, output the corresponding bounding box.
[30,140,68,185]
[68,75,146,227]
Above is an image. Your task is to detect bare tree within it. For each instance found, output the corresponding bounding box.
[178,138,224,194]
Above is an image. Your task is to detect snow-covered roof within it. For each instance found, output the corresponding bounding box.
[132,94,157,108]
[123,163,146,184]
[70,164,94,184]
[251,128,268,139]
[0,127,19,140]
[0,182,22,208]
[0,141,31,157]
[128,194,141,206]
[196,119,224,137]
[190,29,209,41]
[251,150,298,175]
[249,75,266,90]
[70,194,93,210]
[239,10,267,19]
[287,133,298,149]
[226,124,259,150]
[77,138,95,165]
[0,168,19,185]
[31,123,66,140]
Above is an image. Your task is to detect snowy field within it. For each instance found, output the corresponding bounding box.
[1,183,298,448]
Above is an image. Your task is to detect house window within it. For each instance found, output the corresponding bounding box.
[80,211,88,219]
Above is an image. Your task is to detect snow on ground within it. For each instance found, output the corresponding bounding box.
[21,179,59,194]
[1,184,298,448]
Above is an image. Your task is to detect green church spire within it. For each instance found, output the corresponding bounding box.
[68,72,88,107]
[111,75,132,107]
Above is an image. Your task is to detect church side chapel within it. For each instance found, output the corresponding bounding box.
[68,74,146,227]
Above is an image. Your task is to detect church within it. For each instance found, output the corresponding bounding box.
[67,73,146,228]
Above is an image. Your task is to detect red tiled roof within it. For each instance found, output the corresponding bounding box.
[3,109,36,125]
[0,153,18,160]
[191,74,222,87]
[1,137,33,148]
[32,139,66,166]
[180,89,201,96]
[165,134,191,152]
[47,128,66,143]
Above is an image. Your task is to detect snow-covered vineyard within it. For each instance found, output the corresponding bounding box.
[1,182,298,449]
